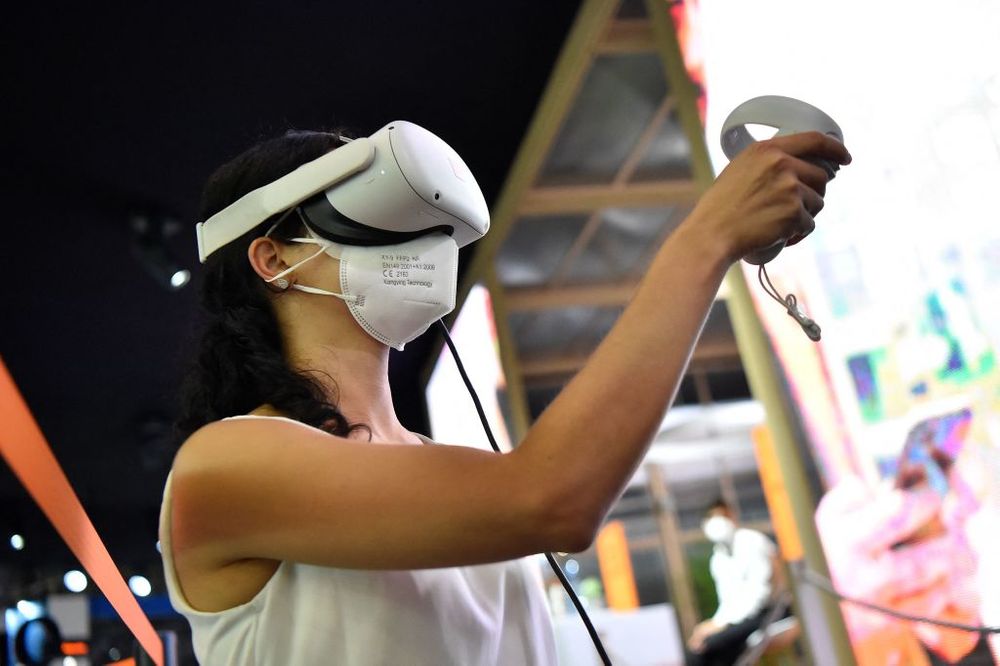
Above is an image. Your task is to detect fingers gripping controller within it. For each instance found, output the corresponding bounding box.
[721,96,845,342]
[720,95,844,265]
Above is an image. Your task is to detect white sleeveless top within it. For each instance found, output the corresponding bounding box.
[159,415,558,665]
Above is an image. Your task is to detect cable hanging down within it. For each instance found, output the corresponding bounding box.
[436,320,614,666]
[793,562,1000,635]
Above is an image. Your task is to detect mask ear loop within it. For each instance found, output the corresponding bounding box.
[757,265,822,341]
[261,208,301,289]
[261,208,358,303]
[261,207,329,288]
[265,245,329,289]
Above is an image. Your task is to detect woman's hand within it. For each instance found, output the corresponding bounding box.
[686,131,851,263]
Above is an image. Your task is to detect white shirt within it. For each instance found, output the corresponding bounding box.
[159,416,557,665]
[709,528,776,626]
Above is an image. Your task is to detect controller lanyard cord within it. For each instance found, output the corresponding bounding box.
[757,265,822,342]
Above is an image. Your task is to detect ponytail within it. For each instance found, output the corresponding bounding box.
[175,130,365,443]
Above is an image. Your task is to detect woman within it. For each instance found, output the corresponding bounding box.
[161,126,849,665]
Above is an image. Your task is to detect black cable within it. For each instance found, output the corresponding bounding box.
[436,319,613,666]
[794,562,1000,635]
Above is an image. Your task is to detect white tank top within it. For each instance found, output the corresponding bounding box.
[159,415,558,665]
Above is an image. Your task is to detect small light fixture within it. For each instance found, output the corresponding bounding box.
[63,570,87,593]
[130,213,190,292]
[128,575,152,598]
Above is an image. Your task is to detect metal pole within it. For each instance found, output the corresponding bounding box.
[642,1,857,660]
[647,462,700,640]
[726,267,856,666]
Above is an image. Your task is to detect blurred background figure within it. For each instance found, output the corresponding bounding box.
[687,499,780,666]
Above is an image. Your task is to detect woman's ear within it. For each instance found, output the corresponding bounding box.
[248,236,289,284]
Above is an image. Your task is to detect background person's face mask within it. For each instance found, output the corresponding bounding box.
[266,227,459,350]
[702,515,736,544]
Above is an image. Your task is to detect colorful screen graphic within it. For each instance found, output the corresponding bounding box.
[690,1,1000,663]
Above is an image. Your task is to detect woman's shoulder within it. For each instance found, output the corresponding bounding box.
[173,413,430,481]
[174,412,333,475]
[220,413,325,429]
[195,409,327,437]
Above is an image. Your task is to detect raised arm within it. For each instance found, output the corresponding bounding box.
[515,131,849,537]
[169,132,850,577]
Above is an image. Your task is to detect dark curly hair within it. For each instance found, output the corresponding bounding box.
[175,130,368,442]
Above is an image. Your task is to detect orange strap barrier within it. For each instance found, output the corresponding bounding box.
[0,357,163,665]
[595,520,640,610]
[751,424,804,561]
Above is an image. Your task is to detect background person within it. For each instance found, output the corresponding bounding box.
[688,499,781,666]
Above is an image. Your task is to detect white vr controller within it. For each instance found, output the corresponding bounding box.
[720,95,844,265]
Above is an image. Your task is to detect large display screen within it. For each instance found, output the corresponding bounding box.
[687,1,1000,663]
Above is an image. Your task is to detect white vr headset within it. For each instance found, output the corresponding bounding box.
[196,121,491,262]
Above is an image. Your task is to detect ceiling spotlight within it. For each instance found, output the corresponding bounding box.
[63,570,87,593]
[170,269,191,289]
[130,213,190,292]
[10,533,25,550]
[128,575,152,598]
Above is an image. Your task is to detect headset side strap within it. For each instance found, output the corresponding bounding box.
[197,137,376,262]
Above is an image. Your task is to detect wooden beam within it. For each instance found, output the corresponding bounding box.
[630,520,776,548]
[506,276,729,313]
[687,355,745,374]
[647,463,701,637]
[520,336,741,380]
[718,456,742,520]
[548,208,605,285]
[457,0,619,298]
[424,0,621,386]
[520,355,591,380]
[506,281,638,311]
[595,19,657,54]
[520,179,699,215]
[692,367,712,404]
[692,336,745,362]
[614,96,676,186]
[642,0,716,188]
[545,96,678,284]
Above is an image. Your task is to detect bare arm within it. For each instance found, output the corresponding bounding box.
[171,132,850,572]
[512,131,849,538]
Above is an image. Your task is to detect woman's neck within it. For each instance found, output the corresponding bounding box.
[272,294,413,443]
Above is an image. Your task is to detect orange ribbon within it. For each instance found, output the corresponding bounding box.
[0,357,163,665]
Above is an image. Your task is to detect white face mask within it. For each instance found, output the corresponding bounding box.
[266,226,459,350]
[702,516,736,544]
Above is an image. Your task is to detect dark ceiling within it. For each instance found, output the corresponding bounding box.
[0,0,584,593]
